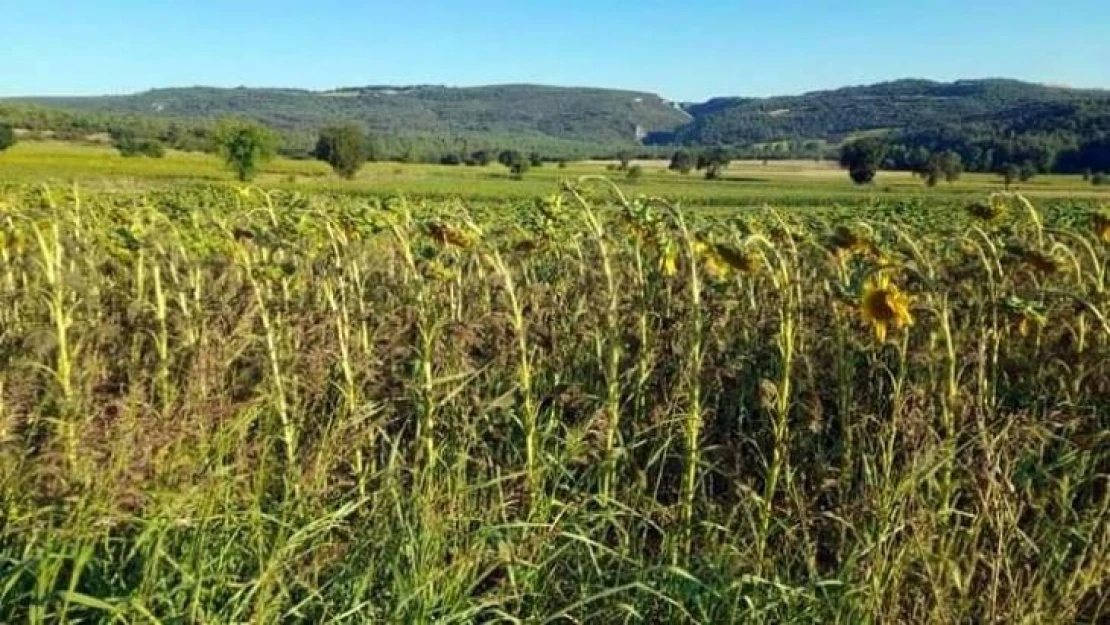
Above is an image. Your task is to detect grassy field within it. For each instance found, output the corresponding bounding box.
[4,140,1110,206]
[0,143,1108,622]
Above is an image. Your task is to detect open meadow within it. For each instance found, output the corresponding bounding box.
[0,142,1108,622]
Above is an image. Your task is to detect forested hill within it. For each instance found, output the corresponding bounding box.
[8,84,690,149]
[655,79,1110,145]
[4,78,1109,168]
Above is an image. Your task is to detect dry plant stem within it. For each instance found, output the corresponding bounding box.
[488,250,541,500]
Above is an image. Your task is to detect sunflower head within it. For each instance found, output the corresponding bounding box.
[713,243,759,275]
[427,221,478,249]
[659,240,679,276]
[1006,244,1058,274]
[701,249,730,281]
[827,225,880,259]
[1003,296,1046,337]
[1093,211,1110,243]
[860,274,914,342]
[967,198,1006,222]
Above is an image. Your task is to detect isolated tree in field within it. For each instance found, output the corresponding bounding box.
[529,152,544,167]
[111,129,165,158]
[469,150,491,166]
[1018,161,1037,183]
[497,150,529,177]
[839,138,887,184]
[314,123,367,179]
[616,150,633,171]
[919,156,942,187]
[697,147,731,180]
[213,118,279,182]
[669,150,695,174]
[510,159,530,177]
[0,124,16,152]
[940,151,963,183]
[1002,163,1021,189]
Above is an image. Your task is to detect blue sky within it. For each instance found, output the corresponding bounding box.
[3,1,1108,100]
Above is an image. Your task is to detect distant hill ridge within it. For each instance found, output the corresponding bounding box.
[3,78,1109,161]
[656,78,1110,145]
[8,84,690,146]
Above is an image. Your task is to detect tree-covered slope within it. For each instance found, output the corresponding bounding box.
[657,79,1110,145]
[10,84,690,146]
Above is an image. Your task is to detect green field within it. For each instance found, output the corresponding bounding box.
[5,140,1110,206]
[1,142,1108,623]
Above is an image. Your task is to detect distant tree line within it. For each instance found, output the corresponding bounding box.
[6,98,1110,186]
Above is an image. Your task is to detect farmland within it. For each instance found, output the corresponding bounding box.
[1,141,1109,623]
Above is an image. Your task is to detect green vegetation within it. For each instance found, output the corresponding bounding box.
[6,78,1110,177]
[696,147,731,180]
[5,84,689,157]
[313,122,369,179]
[0,169,1106,621]
[916,150,963,186]
[669,149,695,174]
[110,129,166,158]
[213,118,279,181]
[0,123,15,151]
[839,138,887,184]
[497,149,531,177]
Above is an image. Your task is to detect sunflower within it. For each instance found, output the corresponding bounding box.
[690,239,741,281]
[967,197,1006,221]
[1006,244,1058,274]
[1094,212,1110,243]
[827,225,881,260]
[1003,296,1046,337]
[427,222,477,249]
[660,241,679,277]
[713,243,759,274]
[860,274,914,342]
[701,249,730,281]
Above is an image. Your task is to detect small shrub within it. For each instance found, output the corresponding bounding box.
[1093,172,1108,186]
[113,131,165,158]
[626,164,644,183]
[314,123,368,179]
[0,123,16,152]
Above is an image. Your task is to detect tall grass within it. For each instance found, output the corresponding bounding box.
[0,183,1107,622]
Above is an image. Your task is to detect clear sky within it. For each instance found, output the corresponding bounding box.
[3,1,1108,101]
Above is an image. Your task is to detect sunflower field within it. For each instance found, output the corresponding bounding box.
[0,181,1107,623]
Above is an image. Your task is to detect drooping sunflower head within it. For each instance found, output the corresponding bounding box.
[701,248,730,281]
[827,225,878,257]
[713,243,760,275]
[1003,296,1046,337]
[426,221,478,249]
[967,198,1006,222]
[859,273,914,342]
[1006,244,1059,275]
[1093,211,1110,243]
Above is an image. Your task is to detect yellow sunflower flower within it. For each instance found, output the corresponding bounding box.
[427,222,478,249]
[660,241,679,277]
[713,243,759,274]
[860,274,914,342]
[702,249,730,281]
